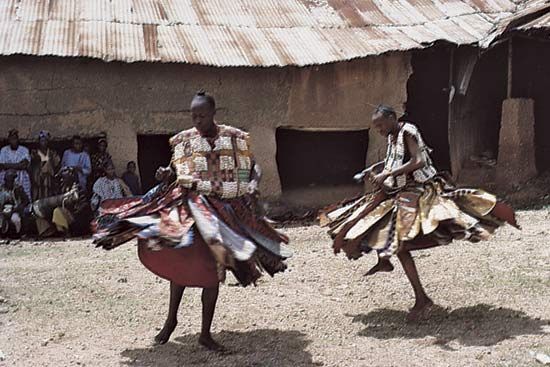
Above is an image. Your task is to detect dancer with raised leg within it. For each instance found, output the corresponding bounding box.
[321,105,518,322]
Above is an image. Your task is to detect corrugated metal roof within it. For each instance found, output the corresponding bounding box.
[0,0,542,67]
[481,0,550,45]
[519,10,550,27]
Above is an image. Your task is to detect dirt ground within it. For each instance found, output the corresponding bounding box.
[0,209,549,367]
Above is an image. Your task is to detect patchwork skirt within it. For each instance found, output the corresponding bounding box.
[320,176,518,260]
[94,183,291,288]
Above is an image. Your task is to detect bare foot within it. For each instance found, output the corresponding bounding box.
[199,334,226,352]
[364,259,394,276]
[406,298,434,323]
[154,320,177,345]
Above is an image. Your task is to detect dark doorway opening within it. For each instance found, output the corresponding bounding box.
[405,45,451,171]
[464,45,507,160]
[276,128,369,191]
[137,134,172,192]
[512,37,550,173]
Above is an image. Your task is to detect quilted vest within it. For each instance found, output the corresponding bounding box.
[169,124,253,199]
[383,123,437,188]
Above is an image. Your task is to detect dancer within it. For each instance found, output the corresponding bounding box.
[94,91,291,350]
[321,104,518,322]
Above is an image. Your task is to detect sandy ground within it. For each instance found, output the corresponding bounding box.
[0,209,549,367]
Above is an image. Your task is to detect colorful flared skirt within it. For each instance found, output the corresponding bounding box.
[320,176,518,260]
[94,184,292,287]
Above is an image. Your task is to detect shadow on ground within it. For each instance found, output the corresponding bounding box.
[121,329,317,367]
[349,303,549,348]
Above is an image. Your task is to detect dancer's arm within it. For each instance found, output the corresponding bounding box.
[372,134,425,186]
[247,161,261,195]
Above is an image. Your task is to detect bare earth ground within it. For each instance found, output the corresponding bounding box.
[0,209,549,367]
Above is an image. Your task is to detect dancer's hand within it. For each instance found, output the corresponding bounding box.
[247,180,259,195]
[155,166,172,181]
[371,171,390,187]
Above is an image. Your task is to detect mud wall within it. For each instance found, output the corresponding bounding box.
[0,53,410,204]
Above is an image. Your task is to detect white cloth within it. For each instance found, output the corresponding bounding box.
[11,212,21,233]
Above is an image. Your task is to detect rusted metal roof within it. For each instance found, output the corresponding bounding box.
[481,0,550,46]
[0,0,539,67]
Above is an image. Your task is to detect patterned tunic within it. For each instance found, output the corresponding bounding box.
[0,145,32,200]
[169,125,253,199]
[383,122,437,189]
[91,177,126,210]
[94,124,290,288]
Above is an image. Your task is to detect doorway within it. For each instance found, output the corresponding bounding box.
[137,134,172,192]
[405,46,451,171]
[512,37,550,173]
[276,128,369,190]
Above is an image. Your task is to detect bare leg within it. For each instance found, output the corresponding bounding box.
[364,256,394,276]
[397,250,433,322]
[155,282,185,344]
[198,284,224,351]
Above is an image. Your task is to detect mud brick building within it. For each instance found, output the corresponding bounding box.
[0,0,548,207]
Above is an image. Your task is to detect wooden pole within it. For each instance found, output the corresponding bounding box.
[507,38,513,99]
[448,47,456,178]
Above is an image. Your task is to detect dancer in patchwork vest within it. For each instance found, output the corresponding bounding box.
[320,104,518,322]
[94,91,292,350]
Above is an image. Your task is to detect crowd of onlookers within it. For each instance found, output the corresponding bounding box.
[0,129,142,239]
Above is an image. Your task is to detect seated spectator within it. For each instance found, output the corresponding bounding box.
[121,161,142,196]
[0,129,31,200]
[61,135,91,192]
[0,170,30,237]
[32,167,90,237]
[31,130,61,201]
[91,162,131,211]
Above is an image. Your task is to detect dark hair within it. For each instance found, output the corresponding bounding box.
[193,89,216,110]
[72,135,82,142]
[8,129,18,139]
[373,104,397,119]
[127,161,136,168]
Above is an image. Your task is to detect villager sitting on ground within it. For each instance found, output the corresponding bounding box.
[0,129,32,200]
[94,90,292,351]
[91,162,131,211]
[0,170,30,238]
[90,137,113,188]
[32,167,90,237]
[31,130,61,201]
[61,135,91,192]
[320,104,518,322]
[121,161,142,196]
